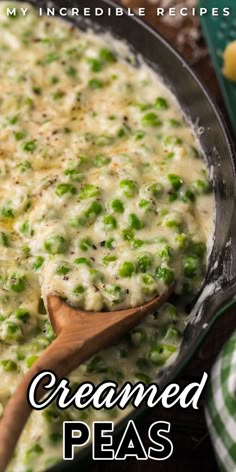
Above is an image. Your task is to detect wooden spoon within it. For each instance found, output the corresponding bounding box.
[0,288,173,471]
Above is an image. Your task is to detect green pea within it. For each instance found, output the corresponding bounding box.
[175,233,188,250]
[22,141,37,152]
[52,91,65,100]
[122,228,135,241]
[134,130,145,140]
[149,182,163,198]
[104,284,126,304]
[87,355,107,373]
[32,256,44,271]
[63,127,71,134]
[85,201,103,219]
[190,241,206,258]
[73,285,86,295]
[55,264,71,275]
[94,154,111,167]
[1,232,9,247]
[104,368,124,382]
[149,344,177,366]
[32,86,42,95]
[96,135,114,146]
[157,303,178,326]
[134,102,150,112]
[1,359,17,372]
[1,205,14,218]
[103,215,117,230]
[161,209,172,220]
[24,96,34,108]
[89,268,103,282]
[20,220,34,236]
[44,52,59,64]
[105,238,115,249]
[167,174,183,190]
[134,373,151,383]
[21,245,30,257]
[55,183,76,197]
[26,355,38,368]
[25,443,44,460]
[17,160,32,172]
[168,192,178,203]
[79,237,93,252]
[65,65,77,77]
[157,244,173,260]
[68,216,85,228]
[29,337,49,353]
[155,266,174,285]
[191,146,200,158]
[128,213,144,230]
[44,321,56,342]
[14,308,30,323]
[49,432,63,444]
[88,78,105,89]
[87,57,103,72]
[44,235,67,255]
[74,257,91,266]
[51,75,59,85]
[99,48,117,63]
[110,199,124,214]
[137,254,152,272]
[103,255,117,265]
[192,179,211,194]
[163,135,182,147]
[7,273,26,292]
[164,152,175,160]
[163,214,182,232]
[43,406,64,424]
[117,127,127,138]
[64,168,80,180]
[141,274,157,295]
[119,261,136,278]
[179,188,196,203]
[183,256,199,278]
[19,221,28,235]
[131,239,144,249]
[5,115,18,125]
[79,184,100,200]
[138,199,150,209]
[5,322,22,341]
[119,179,138,198]
[167,119,182,127]
[142,112,162,127]
[164,327,181,344]
[155,97,169,110]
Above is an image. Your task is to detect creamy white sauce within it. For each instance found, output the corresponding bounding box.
[0,3,214,470]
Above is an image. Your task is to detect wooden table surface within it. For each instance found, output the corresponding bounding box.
[90,1,236,470]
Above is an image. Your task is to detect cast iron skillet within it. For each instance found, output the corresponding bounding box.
[9,0,236,469]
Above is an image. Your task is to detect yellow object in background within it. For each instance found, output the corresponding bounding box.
[222,40,236,82]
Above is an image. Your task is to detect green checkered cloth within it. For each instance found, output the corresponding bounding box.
[205,330,236,471]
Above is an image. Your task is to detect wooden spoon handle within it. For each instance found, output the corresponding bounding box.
[0,329,86,472]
